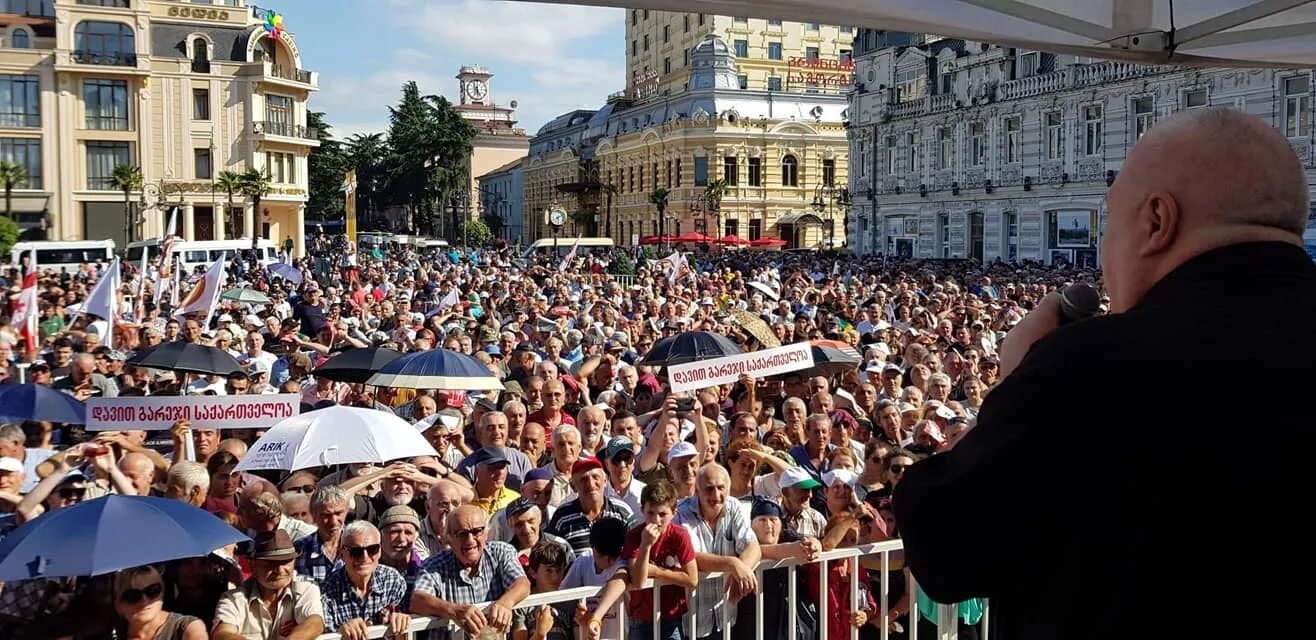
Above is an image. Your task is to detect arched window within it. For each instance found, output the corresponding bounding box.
[11,29,29,49]
[74,21,135,66]
[781,154,799,186]
[191,37,210,73]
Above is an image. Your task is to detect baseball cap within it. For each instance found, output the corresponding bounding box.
[750,497,784,519]
[822,469,859,489]
[883,363,904,375]
[780,467,823,490]
[523,467,554,484]
[471,446,509,467]
[248,360,271,375]
[378,505,421,530]
[666,441,698,463]
[506,497,539,517]
[0,457,22,473]
[602,436,634,462]
[570,456,604,475]
[218,314,234,323]
[244,314,263,327]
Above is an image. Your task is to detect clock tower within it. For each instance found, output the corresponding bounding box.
[457,65,493,107]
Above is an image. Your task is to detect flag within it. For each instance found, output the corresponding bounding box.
[11,248,38,352]
[439,288,461,310]
[153,207,178,305]
[558,236,581,271]
[83,258,121,349]
[134,247,148,322]
[173,254,225,319]
[662,251,688,285]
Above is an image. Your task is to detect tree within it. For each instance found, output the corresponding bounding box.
[345,132,388,229]
[0,161,27,221]
[306,111,347,224]
[110,164,143,243]
[0,215,18,257]
[648,186,670,248]
[384,82,477,238]
[239,168,271,253]
[703,178,729,239]
[461,218,491,247]
[215,170,244,238]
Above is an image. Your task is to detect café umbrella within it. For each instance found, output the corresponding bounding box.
[366,348,505,390]
[234,405,439,472]
[0,383,87,424]
[0,495,249,581]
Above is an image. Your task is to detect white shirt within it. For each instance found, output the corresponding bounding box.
[605,477,645,517]
[562,553,625,640]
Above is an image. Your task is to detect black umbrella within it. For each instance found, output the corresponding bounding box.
[639,331,743,367]
[315,347,403,384]
[126,341,244,377]
[810,339,864,375]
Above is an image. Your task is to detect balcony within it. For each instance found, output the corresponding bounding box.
[243,60,318,89]
[270,65,312,84]
[252,121,321,146]
[72,50,137,67]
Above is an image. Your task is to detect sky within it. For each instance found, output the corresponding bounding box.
[267,0,625,141]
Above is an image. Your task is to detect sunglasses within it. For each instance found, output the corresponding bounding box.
[450,526,486,539]
[346,544,382,559]
[120,582,164,604]
[888,464,909,474]
[59,487,87,499]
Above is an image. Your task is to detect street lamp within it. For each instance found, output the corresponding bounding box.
[812,184,853,249]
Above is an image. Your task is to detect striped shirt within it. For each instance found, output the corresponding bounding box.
[320,564,407,630]
[676,496,757,638]
[544,497,635,554]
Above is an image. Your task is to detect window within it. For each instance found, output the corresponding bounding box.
[768,42,782,60]
[665,160,671,187]
[734,16,747,23]
[193,88,210,121]
[638,163,644,190]
[643,10,648,19]
[748,157,761,186]
[1132,97,1154,139]
[194,148,211,179]
[940,62,954,94]
[643,34,649,51]
[83,79,129,130]
[822,158,835,186]
[1045,111,1063,160]
[698,14,704,26]
[939,212,951,258]
[734,39,748,57]
[886,136,897,175]
[781,154,798,186]
[628,166,634,192]
[1006,211,1019,261]
[806,22,819,31]
[86,141,130,190]
[767,77,782,91]
[663,58,671,74]
[11,29,29,49]
[683,15,689,32]
[806,47,820,61]
[857,140,867,178]
[970,121,986,166]
[840,49,852,64]
[737,75,748,90]
[895,68,924,102]
[841,26,854,34]
[653,163,658,189]
[1017,51,1039,78]
[1083,105,1103,156]
[191,38,209,73]
[675,158,681,187]
[694,156,708,186]
[748,218,762,240]
[631,9,637,25]
[266,152,296,184]
[1004,116,1021,163]
[768,18,782,26]
[724,156,738,185]
[74,21,135,66]
[631,40,637,56]
[265,94,292,126]
[683,48,690,66]
[0,138,40,188]
[1184,88,1207,108]
[1284,75,1310,138]
[663,25,669,44]
[725,219,738,238]
[77,0,130,8]
[0,75,40,127]
[938,127,954,169]
[907,130,921,173]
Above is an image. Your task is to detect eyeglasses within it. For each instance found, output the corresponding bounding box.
[58,487,87,499]
[449,526,486,539]
[346,544,382,559]
[888,464,909,474]
[286,484,315,494]
[120,582,164,604]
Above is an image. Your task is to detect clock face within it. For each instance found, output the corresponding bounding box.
[549,210,566,226]
[465,79,488,101]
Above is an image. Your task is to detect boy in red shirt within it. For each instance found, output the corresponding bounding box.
[582,479,698,640]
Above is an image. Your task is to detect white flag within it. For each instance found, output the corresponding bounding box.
[663,251,688,285]
[153,207,178,305]
[440,288,461,309]
[558,236,581,271]
[173,255,225,319]
[83,259,121,349]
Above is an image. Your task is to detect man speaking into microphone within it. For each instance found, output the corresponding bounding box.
[894,107,1316,639]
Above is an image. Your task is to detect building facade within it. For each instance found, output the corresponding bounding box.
[448,66,528,242]
[475,156,523,243]
[846,31,1316,264]
[0,0,318,251]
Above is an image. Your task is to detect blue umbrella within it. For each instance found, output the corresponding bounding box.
[267,262,303,284]
[0,383,86,424]
[366,348,504,390]
[0,495,249,580]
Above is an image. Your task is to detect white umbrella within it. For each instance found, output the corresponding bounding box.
[235,406,439,472]
[748,281,780,301]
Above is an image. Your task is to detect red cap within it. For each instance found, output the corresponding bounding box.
[570,456,604,475]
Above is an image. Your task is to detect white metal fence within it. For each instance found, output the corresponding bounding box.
[316,540,988,640]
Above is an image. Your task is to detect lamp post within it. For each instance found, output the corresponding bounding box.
[812,184,853,249]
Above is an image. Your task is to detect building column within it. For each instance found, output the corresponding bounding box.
[295,204,306,256]
[182,203,196,241]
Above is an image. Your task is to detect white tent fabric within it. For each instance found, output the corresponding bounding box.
[524,1,1316,67]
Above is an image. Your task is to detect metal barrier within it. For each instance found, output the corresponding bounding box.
[315,539,988,640]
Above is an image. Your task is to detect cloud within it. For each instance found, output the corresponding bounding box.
[398,0,620,64]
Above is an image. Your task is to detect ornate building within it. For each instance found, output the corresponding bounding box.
[0,0,319,251]
[450,65,528,242]
[846,30,1316,264]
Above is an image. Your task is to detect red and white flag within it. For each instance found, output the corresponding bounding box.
[153,207,178,305]
[11,248,38,352]
[173,254,224,319]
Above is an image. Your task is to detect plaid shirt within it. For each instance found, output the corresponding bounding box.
[383,550,425,611]
[414,540,526,610]
[294,532,344,586]
[319,564,407,631]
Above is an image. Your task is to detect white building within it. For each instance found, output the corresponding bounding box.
[476,157,524,243]
[846,31,1316,265]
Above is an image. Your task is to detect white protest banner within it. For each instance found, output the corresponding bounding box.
[667,342,815,393]
[86,394,300,431]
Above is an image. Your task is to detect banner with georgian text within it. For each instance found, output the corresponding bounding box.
[86,394,300,431]
[666,342,815,393]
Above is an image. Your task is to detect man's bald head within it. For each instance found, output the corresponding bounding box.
[1103,107,1309,311]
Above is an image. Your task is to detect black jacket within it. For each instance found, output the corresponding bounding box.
[894,242,1316,639]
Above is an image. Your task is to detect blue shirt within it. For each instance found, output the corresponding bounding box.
[22,448,55,493]
[294,532,343,586]
[320,564,407,630]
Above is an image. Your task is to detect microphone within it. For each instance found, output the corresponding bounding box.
[1058,283,1101,324]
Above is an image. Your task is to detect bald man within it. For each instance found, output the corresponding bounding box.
[895,107,1316,640]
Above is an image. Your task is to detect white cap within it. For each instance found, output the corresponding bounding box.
[218,314,234,323]
[244,314,263,327]
[822,469,859,489]
[780,467,823,490]
[0,457,23,473]
[666,441,698,463]
[248,360,271,375]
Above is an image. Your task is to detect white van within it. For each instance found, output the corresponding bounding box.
[125,238,278,273]
[10,240,116,274]
[521,237,615,258]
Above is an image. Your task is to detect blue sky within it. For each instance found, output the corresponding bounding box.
[266,0,625,141]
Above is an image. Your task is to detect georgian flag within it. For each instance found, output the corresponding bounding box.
[11,248,38,352]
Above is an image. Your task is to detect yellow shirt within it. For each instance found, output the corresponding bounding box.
[471,486,520,518]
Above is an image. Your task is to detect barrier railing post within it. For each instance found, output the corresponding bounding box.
[787,565,798,640]
[820,557,830,640]
[880,549,890,640]
[755,568,765,640]
[652,579,661,640]
[937,602,959,640]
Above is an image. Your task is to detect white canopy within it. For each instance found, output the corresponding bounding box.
[526,1,1316,67]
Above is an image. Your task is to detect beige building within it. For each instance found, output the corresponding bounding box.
[0,0,317,252]
[450,65,528,241]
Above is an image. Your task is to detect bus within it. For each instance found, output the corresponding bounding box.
[125,238,278,273]
[521,237,616,258]
[9,240,116,274]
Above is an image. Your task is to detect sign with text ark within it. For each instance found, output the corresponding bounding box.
[86,394,300,431]
[666,342,815,393]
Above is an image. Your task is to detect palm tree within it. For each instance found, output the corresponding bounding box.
[648,186,670,251]
[215,170,244,238]
[110,164,143,243]
[239,168,271,254]
[703,178,729,241]
[0,161,28,221]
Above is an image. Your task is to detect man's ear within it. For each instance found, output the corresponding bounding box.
[1139,191,1180,257]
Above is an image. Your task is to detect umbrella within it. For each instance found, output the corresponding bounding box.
[731,310,781,349]
[234,405,439,472]
[126,342,244,377]
[638,235,678,246]
[720,235,751,246]
[639,331,742,367]
[314,347,403,384]
[266,263,303,285]
[0,495,249,581]
[674,232,716,243]
[747,281,780,301]
[0,383,86,424]
[750,238,788,247]
[220,287,271,305]
[810,339,864,374]
[367,348,505,390]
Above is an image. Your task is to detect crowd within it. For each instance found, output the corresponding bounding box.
[0,234,1101,640]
